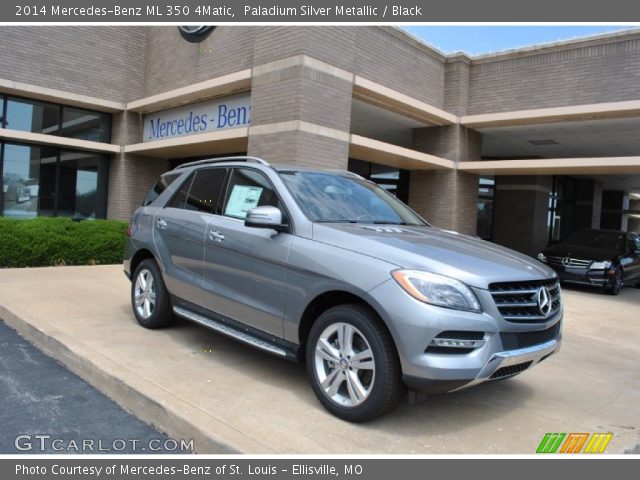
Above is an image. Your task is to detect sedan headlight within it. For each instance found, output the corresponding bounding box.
[537,253,547,263]
[590,260,612,270]
[391,270,482,313]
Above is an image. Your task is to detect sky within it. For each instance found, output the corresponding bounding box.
[403,26,638,56]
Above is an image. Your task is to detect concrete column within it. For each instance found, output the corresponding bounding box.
[492,176,553,256]
[107,111,168,220]
[408,125,481,235]
[247,29,356,170]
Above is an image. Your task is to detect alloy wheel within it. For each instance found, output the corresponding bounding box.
[134,268,156,319]
[313,322,376,407]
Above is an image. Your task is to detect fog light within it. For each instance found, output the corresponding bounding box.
[429,338,486,349]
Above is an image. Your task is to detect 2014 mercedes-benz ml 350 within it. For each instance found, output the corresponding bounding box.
[124,156,562,422]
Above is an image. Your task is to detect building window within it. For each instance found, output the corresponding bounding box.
[348,159,410,203]
[477,176,495,240]
[1,142,109,219]
[2,96,111,143]
[4,97,60,134]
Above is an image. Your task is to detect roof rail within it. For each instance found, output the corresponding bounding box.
[172,156,270,171]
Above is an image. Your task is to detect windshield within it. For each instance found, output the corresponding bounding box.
[562,230,625,251]
[279,171,426,225]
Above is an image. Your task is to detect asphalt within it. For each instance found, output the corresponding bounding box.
[0,265,638,454]
[0,320,184,454]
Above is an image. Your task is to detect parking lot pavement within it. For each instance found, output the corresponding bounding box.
[0,320,185,454]
[0,265,638,454]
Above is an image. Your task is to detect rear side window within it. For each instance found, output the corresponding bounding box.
[166,169,227,215]
[184,168,227,214]
[222,168,279,219]
[143,173,180,206]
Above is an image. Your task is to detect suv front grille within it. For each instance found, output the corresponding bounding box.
[547,256,592,268]
[490,278,561,323]
[500,321,561,350]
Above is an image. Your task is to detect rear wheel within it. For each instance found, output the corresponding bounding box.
[604,267,623,296]
[131,259,174,328]
[306,304,404,422]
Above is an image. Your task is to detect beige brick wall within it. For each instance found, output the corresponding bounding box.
[0,26,145,103]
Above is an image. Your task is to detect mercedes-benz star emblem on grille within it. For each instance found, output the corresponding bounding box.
[562,257,571,267]
[536,286,552,317]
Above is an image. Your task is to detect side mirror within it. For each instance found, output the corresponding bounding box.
[245,206,287,232]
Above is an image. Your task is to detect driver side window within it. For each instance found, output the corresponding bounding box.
[222,168,281,220]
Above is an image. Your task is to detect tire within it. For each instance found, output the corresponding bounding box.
[131,259,174,328]
[604,267,623,296]
[306,303,404,422]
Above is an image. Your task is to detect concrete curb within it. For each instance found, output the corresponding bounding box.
[0,303,248,454]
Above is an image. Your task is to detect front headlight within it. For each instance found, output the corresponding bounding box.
[590,260,612,270]
[537,253,547,263]
[391,270,482,313]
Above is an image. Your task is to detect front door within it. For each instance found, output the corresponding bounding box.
[201,167,292,337]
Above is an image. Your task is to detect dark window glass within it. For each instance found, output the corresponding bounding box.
[57,150,109,219]
[1,143,108,219]
[60,107,111,143]
[223,169,279,219]
[477,176,495,240]
[5,97,59,134]
[184,169,227,214]
[166,173,194,209]
[144,173,181,206]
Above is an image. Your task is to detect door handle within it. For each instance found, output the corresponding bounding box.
[156,218,168,230]
[209,230,225,242]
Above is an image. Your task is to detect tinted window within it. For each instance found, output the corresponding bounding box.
[144,173,180,206]
[60,106,111,143]
[562,230,625,251]
[5,97,59,134]
[166,173,194,209]
[279,171,425,225]
[184,168,227,214]
[222,168,279,219]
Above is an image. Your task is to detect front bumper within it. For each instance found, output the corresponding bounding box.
[365,279,563,394]
[551,266,614,288]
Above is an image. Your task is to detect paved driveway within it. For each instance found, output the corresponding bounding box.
[0,265,638,453]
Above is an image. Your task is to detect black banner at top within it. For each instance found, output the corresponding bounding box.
[4,0,640,22]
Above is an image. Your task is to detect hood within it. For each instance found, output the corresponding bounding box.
[542,243,621,262]
[312,224,555,290]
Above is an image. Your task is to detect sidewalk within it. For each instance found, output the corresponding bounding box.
[0,265,638,453]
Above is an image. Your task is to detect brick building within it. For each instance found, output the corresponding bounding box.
[1,26,640,256]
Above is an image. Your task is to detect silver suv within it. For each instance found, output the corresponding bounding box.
[124,156,562,422]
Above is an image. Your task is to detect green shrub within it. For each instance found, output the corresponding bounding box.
[0,217,128,268]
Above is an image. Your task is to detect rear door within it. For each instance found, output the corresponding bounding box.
[623,234,640,281]
[201,167,292,337]
[153,168,227,306]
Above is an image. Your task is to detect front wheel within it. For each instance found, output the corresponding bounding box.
[131,259,174,328]
[604,267,623,296]
[306,304,404,422]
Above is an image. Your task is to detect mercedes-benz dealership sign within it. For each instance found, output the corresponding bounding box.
[142,92,250,142]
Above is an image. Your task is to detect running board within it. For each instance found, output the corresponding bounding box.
[173,306,288,357]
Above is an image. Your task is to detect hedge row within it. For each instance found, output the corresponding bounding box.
[0,217,128,268]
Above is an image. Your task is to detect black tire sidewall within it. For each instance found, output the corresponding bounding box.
[305,304,402,422]
[131,259,173,328]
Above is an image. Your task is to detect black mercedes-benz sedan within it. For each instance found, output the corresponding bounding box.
[538,229,640,295]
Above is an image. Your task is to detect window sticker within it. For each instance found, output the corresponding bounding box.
[225,185,263,218]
